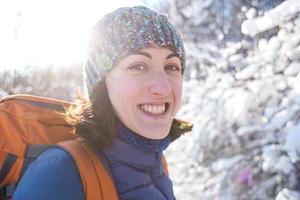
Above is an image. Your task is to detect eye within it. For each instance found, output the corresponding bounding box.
[165,63,181,73]
[128,63,147,71]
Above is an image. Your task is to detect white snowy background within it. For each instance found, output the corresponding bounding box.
[166,0,300,199]
[1,0,300,199]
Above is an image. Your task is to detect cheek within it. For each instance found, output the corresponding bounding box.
[108,79,138,113]
[178,81,183,97]
[174,79,183,100]
[173,80,183,112]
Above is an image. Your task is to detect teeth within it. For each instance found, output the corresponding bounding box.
[140,104,166,114]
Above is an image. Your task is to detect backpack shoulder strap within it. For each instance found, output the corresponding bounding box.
[162,155,169,176]
[57,138,118,200]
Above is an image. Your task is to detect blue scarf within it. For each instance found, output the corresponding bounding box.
[116,121,170,152]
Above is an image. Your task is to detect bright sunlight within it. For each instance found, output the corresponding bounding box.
[0,0,141,69]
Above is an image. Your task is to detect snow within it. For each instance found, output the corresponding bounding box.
[281,35,300,54]
[245,8,256,20]
[242,0,300,36]
[0,89,9,98]
[294,73,300,91]
[276,188,300,200]
[284,62,300,76]
[237,125,263,136]
[235,64,259,80]
[286,46,300,60]
[224,89,255,124]
[275,155,295,174]
[167,0,300,199]
[181,0,213,19]
[262,145,282,172]
[268,36,282,51]
[270,106,299,129]
[212,155,244,172]
[284,125,300,161]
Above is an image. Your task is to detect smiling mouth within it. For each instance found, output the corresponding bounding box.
[138,103,169,114]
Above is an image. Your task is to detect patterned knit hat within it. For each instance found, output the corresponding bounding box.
[83,6,185,97]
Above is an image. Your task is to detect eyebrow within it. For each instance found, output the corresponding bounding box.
[133,51,152,59]
[132,51,180,60]
[166,52,180,60]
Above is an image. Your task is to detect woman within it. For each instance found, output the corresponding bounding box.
[13,6,192,200]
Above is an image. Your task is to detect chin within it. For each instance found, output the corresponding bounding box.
[139,126,171,140]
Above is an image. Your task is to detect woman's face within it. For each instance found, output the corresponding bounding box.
[105,47,183,139]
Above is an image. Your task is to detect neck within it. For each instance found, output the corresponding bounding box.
[116,120,170,153]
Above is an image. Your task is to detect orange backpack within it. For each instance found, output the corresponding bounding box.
[0,95,119,200]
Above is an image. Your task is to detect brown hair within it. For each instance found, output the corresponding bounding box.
[64,79,118,148]
[65,79,192,149]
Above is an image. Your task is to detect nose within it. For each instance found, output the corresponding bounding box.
[148,71,172,97]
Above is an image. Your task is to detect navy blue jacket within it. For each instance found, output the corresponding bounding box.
[13,125,175,200]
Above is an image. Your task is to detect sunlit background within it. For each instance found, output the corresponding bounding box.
[0,0,160,69]
[1,1,300,199]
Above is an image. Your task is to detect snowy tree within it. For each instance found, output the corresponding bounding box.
[165,0,300,199]
[0,65,82,101]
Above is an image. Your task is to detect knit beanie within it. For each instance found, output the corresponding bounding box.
[83,6,185,97]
